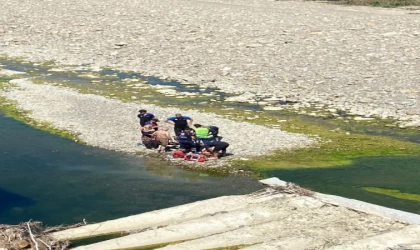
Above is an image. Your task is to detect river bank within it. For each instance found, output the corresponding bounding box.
[0,78,313,161]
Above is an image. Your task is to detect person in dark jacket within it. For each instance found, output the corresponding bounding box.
[177,129,196,152]
[137,109,155,127]
[199,140,229,158]
[164,113,193,136]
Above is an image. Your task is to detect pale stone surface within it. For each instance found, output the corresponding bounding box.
[52,194,280,240]
[0,69,26,76]
[66,190,418,250]
[325,225,420,250]
[0,0,419,126]
[259,177,287,187]
[1,79,313,157]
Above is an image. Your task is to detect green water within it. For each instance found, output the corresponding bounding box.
[2,58,420,216]
[265,155,420,214]
[0,114,262,225]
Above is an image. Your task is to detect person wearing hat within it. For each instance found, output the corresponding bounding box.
[137,109,155,128]
[164,113,193,136]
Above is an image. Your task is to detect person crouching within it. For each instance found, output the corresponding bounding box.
[152,128,174,153]
[199,140,229,158]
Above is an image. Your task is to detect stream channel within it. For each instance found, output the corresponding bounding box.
[1,59,420,225]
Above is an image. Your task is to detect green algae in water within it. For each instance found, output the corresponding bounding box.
[363,187,420,202]
[69,233,128,248]
[264,155,420,214]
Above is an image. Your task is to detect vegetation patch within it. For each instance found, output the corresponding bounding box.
[363,187,420,202]
[204,245,255,250]
[319,0,420,7]
[69,232,128,248]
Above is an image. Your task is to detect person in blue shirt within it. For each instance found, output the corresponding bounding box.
[164,113,193,136]
[137,109,155,127]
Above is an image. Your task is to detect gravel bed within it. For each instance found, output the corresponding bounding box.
[1,0,419,127]
[1,79,313,158]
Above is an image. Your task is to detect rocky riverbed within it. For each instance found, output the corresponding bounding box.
[1,78,313,159]
[1,0,419,128]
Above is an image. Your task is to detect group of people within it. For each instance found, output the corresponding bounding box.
[137,109,229,159]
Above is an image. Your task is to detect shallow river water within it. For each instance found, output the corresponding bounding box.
[0,114,262,225]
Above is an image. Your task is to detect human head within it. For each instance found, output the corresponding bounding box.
[175,113,182,118]
[193,124,202,128]
[139,109,147,114]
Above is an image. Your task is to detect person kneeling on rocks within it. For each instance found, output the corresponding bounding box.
[177,129,196,152]
[141,125,158,149]
[152,128,174,153]
[199,140,229,158]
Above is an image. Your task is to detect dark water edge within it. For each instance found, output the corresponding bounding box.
[266,155,420,215]
[0,113,262,226]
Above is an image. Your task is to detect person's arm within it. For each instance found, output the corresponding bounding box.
[165,117,175,125]
[187,117,193,127]
[167,131,174,142]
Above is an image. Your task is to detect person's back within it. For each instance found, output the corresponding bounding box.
[195,127,210,139]
[203,140,229,158]
[152,128,172,153]
[153,130,170,140]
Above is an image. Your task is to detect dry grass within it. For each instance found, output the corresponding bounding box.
[321,0,420,7]
[0,221,85,250]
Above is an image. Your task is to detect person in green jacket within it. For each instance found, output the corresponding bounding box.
[193,124,212,152]
[193,124,211,139]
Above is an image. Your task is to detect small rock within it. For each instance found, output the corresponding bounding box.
[263,106,283,111]
[259,177,287,187]
[354,117,375,121]
[16,240,30,249]
[115,42,128,47]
